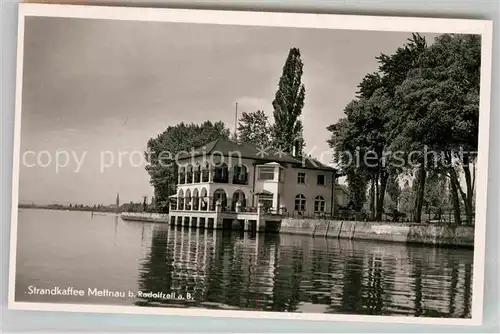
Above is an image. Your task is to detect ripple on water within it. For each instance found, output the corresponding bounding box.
[15,210,474,318]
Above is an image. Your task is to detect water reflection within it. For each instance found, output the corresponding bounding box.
[14,210,473,317]
[136,225,473,318]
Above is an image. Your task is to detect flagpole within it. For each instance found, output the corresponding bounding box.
[234,102,238,140]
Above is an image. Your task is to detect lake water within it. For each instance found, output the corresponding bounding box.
[15,209,473,318]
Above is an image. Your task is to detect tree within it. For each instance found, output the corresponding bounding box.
[386,174,402,211]
[423,172,448,222]
[328,96,389,221]
[378,33,428,223]
[328,117,367,215]
[127,201,134,213]
[151,196,156,211]
[399,180,415,221]
[328,34,428,221]
[272,47,306,154]
[346,171,369,215]
[237,110,272,148]
[393,34,480,225]
[145,121,230,213]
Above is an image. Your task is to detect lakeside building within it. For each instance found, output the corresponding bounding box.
[169,139,339,231]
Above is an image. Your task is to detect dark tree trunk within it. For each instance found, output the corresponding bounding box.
[369,177,376,220]
[374,173,380,220]
[462,159,474,226]
[449,171,462,226]
[375,171,388,221]
[414,164,426,223]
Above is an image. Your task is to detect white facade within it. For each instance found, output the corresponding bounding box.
[172,155,337,216]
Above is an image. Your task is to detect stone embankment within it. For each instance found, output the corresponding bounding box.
[120,213,474,247]
[279,219,474,248]
[121,212,169,223]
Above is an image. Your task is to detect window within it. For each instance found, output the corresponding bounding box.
[202,164,209,182]
[232,165,248,185]
[258,167,275,181]
[178,167,186,185]
[317,174,325,185]
[297,172,306,184]
[258,194,273,211]
[213,163,229,183]
[295,194,306,211]
[186,165,193,184]
[314,196,325,212]
[194,165,201,183]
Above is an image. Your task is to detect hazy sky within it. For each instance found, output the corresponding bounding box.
[18,16,437,206]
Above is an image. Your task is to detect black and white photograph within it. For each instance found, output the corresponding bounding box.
[8,3,492,325]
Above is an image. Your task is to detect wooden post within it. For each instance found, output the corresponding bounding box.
[215,201,223,229]
[257,203,265,232]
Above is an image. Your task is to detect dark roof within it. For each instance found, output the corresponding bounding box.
[298,156,336,172]
[178,139,336,172]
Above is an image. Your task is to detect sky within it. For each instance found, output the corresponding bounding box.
[18,16,438,206]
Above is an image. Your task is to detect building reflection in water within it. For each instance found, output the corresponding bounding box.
[136,225,473,318]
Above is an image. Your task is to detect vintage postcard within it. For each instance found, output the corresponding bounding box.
[8,3,492,325]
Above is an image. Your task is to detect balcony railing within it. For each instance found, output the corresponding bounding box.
[169,202,289,218]
[213,175,229,183]
[194,172,201,183]
[232,174,248,185]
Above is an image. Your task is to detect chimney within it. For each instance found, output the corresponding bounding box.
[292,139,302,157]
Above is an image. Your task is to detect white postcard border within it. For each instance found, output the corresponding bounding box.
[8,3,493,326]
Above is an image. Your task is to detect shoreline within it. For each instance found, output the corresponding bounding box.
[120,212,474,248]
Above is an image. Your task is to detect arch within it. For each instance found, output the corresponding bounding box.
[178,165,186,184]
[200,187,208,210]
[194,164,202,183]
[213,188,228,211]
[186,164,194,184]
[192,188,200,210]
[314,195,325,213]
[231,190,247,211]
[177,189,184,210]
[201,162,210,182]
[185,189,192,210]
[295,194,306,212]
[213,162,229,183]
[232,164,249,185]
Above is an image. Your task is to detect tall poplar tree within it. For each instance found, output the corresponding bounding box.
[272,48,306,154]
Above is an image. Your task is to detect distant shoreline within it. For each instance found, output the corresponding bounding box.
[18,207,120,215]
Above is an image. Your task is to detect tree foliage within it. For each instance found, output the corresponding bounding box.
[328,33,479,225]
[329,34,427,221]
[237,110,272,148]
[393,34,480,225]
[144,121,230,212]
[272,47,306,154]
